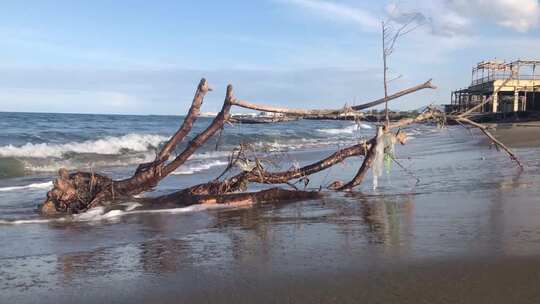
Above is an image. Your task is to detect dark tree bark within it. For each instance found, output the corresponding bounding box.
[41,80,230,214]
[336,127,381,191]
[147,187,321,208]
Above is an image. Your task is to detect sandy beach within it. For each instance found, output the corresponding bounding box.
[492,122,540,147]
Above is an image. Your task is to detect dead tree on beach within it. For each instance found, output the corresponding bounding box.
[41,77,522,216]
[381,9,424,125]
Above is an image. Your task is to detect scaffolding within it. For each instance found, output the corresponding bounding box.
[451,59,540,113]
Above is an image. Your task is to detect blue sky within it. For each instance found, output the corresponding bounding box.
[1,0,540,114]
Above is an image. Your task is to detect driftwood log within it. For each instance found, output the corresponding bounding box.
[229,79,436,116]
[41,78,521,216]
[43,79,228,214]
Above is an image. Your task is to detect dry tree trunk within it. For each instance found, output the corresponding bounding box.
[336,127,382,191]
[42,79,229,214]
[171,107,521,197]
[451,116,522,168]
[146,187,321,208]
[229,79,436,115]
[40,77,521,216]
[168,141,376,197]
[42,78,435,215]
[166,120,413,198]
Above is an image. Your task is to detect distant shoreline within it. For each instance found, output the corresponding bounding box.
[491,122,540,148]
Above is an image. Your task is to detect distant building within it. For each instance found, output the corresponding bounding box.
[200,112,218,117]
[258,111,284,118]
[450,60,540,113]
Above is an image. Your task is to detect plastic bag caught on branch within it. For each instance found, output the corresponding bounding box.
[372,128,397,190]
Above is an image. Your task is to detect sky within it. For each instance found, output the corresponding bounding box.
[1,0,540,115]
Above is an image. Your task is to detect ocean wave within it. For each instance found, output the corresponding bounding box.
[0,151,232,176]
[317,123,372,135]
[254,140,296,152]
[0,133,168,158]
[18,155,154,173]
[190,151,231,160]
[0,181,52,192]
[171,160,228,175]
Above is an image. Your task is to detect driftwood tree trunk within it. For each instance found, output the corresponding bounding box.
[337,127,382,191]
[147,187,322,208]
[41,78,521,216]
[229,80,436,115]
[43,80,229,214]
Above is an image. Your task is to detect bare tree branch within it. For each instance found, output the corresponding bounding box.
[230,80,435,115]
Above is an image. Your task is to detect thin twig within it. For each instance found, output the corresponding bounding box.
[455,117,523,168]
[390,155,420,184]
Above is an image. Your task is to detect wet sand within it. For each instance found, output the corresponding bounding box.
[135,256,540,303]
[16,255,540,304]
[4,184,540,304]
[492,122,540,147]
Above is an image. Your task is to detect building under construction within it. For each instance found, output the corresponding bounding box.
[451,60,540,113]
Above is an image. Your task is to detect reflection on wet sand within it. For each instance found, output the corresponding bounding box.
[139,239,188,274]
[4,183,540,304]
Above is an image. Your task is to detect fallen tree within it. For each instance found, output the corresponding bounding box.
[41,78,521,216]
[229,79,436,116]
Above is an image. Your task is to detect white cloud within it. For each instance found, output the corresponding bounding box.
[279,0,540,38]
[388,1,471,37]
[451,0,540,32]
[389,0,540,35]
[277,0,380,30]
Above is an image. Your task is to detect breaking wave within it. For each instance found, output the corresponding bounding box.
[172,160,228,175]
[0,133,168,158]
[317,123,372,135]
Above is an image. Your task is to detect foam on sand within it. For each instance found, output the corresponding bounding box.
[0,181,53,192]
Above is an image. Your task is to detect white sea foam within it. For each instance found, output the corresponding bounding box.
[0,218,68,225]
[317,123,372,135]
[126,204,229,214]
[7,149,230,173]
[254,140,294,152]
[0,202,232,225]
[0,181,53,192]
[73,206,108,221]
[0,133,168,158]
[124,202,143,211]
[72,203,231,222]
[190,151,231,160]
[359,123,372,129]
[20,155,155,173]
[171,160,228,175]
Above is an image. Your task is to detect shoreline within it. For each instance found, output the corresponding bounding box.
[491,121,540,147]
